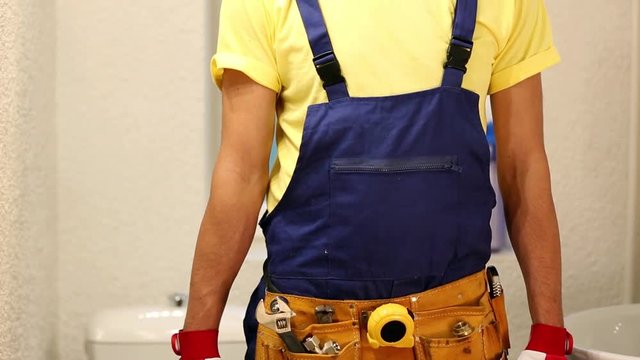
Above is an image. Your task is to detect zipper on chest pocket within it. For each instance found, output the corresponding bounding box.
[331,156,462,174]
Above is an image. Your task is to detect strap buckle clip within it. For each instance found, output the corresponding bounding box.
[445,37,473,73]
[313,51,346,87]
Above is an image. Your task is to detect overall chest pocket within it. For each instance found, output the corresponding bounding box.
[328,156,462,278]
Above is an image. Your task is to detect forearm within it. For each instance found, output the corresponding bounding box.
[182,69,275,331]
[499,150,564,327]
[491,74,564,328]
[183,154,269,330]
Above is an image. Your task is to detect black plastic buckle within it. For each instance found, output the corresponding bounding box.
[313,52,346,87]
[445,40,473,73]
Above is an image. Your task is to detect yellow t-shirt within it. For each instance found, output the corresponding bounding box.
[212,0,560,212]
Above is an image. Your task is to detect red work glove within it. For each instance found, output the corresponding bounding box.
[171,329,221,360]
[517,324,574,360]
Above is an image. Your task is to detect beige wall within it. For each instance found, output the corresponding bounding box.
[56,1,212,359]
[0,0,58,359]
[488,0,636,353]
[633,0,640,303]
[207,2,223,177]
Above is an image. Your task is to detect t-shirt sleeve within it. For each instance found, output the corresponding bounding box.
[489,0,561,94]
[211,0,281,93]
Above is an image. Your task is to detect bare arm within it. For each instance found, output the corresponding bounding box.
[183,70,276,330]
[491,74,564,327]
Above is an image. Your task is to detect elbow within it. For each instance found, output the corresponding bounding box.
[496,147,553,216]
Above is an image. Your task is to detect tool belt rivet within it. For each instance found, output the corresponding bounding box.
[452,321,474,337]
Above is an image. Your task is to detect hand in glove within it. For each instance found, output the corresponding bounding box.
[517,324,573,360]
[172,329,221,360]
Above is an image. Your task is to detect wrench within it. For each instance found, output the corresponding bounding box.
[256,297,307,353]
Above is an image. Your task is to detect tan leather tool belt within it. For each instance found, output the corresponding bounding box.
[256,268,510,359]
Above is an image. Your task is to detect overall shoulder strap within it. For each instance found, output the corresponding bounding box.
[442,0,479,88]
[296,0,349,101]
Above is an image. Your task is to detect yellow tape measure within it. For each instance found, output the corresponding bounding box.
[366,303,415,349]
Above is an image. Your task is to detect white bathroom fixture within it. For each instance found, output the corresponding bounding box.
[565,304,640,360]
[85,296,246,360]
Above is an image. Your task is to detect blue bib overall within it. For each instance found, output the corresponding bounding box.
[243,0,495,358]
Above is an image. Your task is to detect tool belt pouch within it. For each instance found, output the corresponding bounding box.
[256,311,361,360]
[488,290,511,352]
[412,296,507,360]
[485,266,511,353]
[255,270,510,360]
